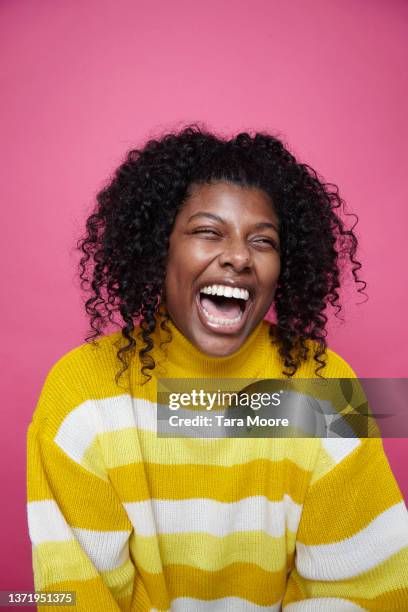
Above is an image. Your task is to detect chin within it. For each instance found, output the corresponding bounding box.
[194,330,249,357]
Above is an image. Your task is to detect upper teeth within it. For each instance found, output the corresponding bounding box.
[200,285,250,300]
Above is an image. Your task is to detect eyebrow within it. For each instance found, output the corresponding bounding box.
[187,212,279,233]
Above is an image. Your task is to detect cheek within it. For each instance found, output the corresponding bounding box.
[169,242,213,280]
[259,258,281,293]
[164,246,195,295]
[165,241,184,278]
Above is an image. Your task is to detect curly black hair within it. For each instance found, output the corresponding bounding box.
[77,124,366,386]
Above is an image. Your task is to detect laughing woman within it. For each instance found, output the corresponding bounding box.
[27,126,408,610]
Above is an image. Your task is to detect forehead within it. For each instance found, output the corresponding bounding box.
[179,181,278,223]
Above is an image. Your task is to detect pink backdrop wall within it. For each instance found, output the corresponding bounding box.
[1,0,407,594]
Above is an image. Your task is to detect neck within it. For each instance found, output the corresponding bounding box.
[151,311,270,379]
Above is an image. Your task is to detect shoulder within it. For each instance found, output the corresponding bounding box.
[324,346,358,378]
[43,330,125,387]
[32,330,129,432]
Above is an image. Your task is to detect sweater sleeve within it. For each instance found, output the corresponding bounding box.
[26,361,136,611]
[282,437,408,610]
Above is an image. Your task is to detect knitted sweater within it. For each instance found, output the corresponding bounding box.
[27,316,408,611]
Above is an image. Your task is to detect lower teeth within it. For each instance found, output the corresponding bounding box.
[202,306,243,326]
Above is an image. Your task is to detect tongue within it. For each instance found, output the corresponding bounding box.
[200,295,241,319]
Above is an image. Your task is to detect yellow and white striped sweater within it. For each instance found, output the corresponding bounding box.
[27,317,408,611]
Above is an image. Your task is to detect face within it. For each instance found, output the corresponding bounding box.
[164,181,281,356]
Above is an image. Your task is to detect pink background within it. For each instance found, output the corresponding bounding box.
[1,0,407,594]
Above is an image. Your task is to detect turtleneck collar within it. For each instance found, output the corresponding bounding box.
[152,312,269,379]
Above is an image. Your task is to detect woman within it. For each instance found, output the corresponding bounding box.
[27,126,408,610]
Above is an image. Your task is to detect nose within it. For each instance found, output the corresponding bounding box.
[218,237,252,272]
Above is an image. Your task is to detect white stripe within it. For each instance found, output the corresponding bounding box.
[27,500,73,543]
[124,495,302,537]
[296,501,408,580]
[284,598,366,611]
[71,527,130,572]
[54,395,157,462]
[151,597,282,611]
[27,501,131,572]
[321,438,361,465]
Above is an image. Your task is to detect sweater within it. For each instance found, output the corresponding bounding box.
[27,315,408,611]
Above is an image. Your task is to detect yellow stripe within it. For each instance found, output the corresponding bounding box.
[282,571,307,606]
[297,440,403,544]
[37,576,133,611]
[308,444,337,486]
[27,425,55,502]
[97,427,320,469]
[291,547,408,599]
[27,429,132,531]
[33,541,99,590]
[129,530,296,573]
[34,541,134,599]
[350,588,408,611]
[109,458,310,504]
[137,563,288,608]
[101,559,135,599]
[81,441,110,480]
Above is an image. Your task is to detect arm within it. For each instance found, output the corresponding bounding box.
[282,437,408,610]
[27,366,135,611]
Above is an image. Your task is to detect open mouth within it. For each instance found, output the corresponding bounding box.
[195,284,253,334]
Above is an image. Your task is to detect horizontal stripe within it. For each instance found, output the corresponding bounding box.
[296,502,408,579]
[138,563,288,608]
[33,539,134,594]
[54,395,157,463]
[130,531,295,574]
[54,395,321,471]
[32,573,133,609]
[284,598,365,611]
[98,427,319,469]
[292,546,408,599]
[28,500,72,543]
[152,596,282,611]
[29,501,130,572]
[110,459,310,504]
[347,588,408,610]
[124,494,302,536]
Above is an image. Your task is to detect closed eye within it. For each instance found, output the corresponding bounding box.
[253,237,280,250]
[191,229,280,251]
[192,228,220,237]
